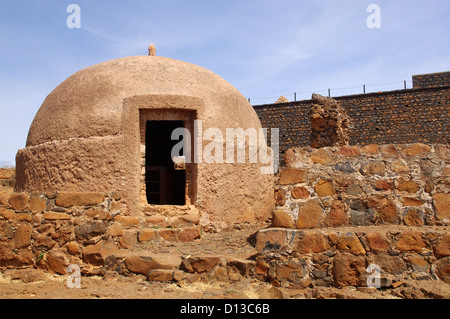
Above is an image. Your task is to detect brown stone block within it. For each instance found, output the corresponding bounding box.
[43,212,72,220]
[314,179,335,197]
[179,227,201,242]
[397,179,420,194]
[29,194,46,211]
[403,207,424,226]
[147,269,174,282]
[159,229,179,242]
[291,187,309,199]
[374,180,392,191]
[435,257,450,284]
[9,193,29,211]
[337,232,366,255]
[368,161,386,176]
[55,191,105,208]
[332,253,366,287]
[182,256,222,273]
[432,193,450,220]
[296,199,324,229]
[397,231,426,252]
[13,224,32,249]
[276,262,306,284]
[434,233,450,259]
[373,254,407,275]
[401,197,425,206]
[275,189,286,206]
[323,200,348,227]
[0,208,32,222]
[114,215,140,227]
[310,148,332,165]
[402,143,431,156]
[46,249,69,275]
[295,232,330,254]
[338,145,359,156]
[255,228,286,251]
[138,229,159,243]
[279,169,308,185]
[66,241,81,255]
[272,210,294,228]
[366,232,389,252]
[380,144,398,156]
[361,144,378,154]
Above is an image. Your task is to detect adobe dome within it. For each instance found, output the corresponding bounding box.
[26,55,261,147]
[16,54,275,227]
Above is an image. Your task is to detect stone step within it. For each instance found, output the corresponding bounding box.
[137,226,201,244]
[104,251,255,283]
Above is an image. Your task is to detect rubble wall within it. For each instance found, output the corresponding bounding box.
[255,143,450,288]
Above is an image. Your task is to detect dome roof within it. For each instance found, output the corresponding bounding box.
[26,55,260,147]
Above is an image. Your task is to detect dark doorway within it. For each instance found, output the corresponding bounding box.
[145,120,186,205]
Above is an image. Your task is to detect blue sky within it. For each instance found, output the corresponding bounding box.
[0,0,449,165]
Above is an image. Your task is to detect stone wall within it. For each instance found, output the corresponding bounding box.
[275,143,449,228]
[254,143,450,288]
[0,189,200,275]
[413,72,450,89]
[254,86,450,151]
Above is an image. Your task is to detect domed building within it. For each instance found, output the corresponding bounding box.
[15,47,275,227]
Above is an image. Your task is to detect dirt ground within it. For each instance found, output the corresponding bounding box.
[0,225,449,299]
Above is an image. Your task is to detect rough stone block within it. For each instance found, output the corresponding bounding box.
[323,200,348,227]
[296,199,324,229]
[432,193,450,220]
[337,232,366,255]
[310,148,332,165]
[346,184,362,196]
[373,254,407,275]
[13,224,32,249]
[179,227,201,242]
[8,193,29,211]
[279,169,308,185]
[314,179,335,197]
[434,233,450,259]
[43,212,71,220]
[114,215,140,227]
[397,179,420,194]
[291,187,310,199]
[402,143,431,156]
[55,191,105,208]
[332,253,366,287]
[29,194,46,211]
[403,207,424,226]
[138,229,159,243]
[435,257,450,284]
[255,228,286,251]
[380,144,398,156]
[159,229,179,242]
[182,256,222,273]
[272,210,294,228]
[295,232,330,254]
[397,231,426,252]
[46,249,69,275]
[366,232,389,252]
[147,269,174,282]
[125,253,181,275]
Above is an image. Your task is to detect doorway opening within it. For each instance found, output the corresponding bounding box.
[145,120,186,205]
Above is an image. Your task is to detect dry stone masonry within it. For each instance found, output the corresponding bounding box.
[256,142,449,289]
